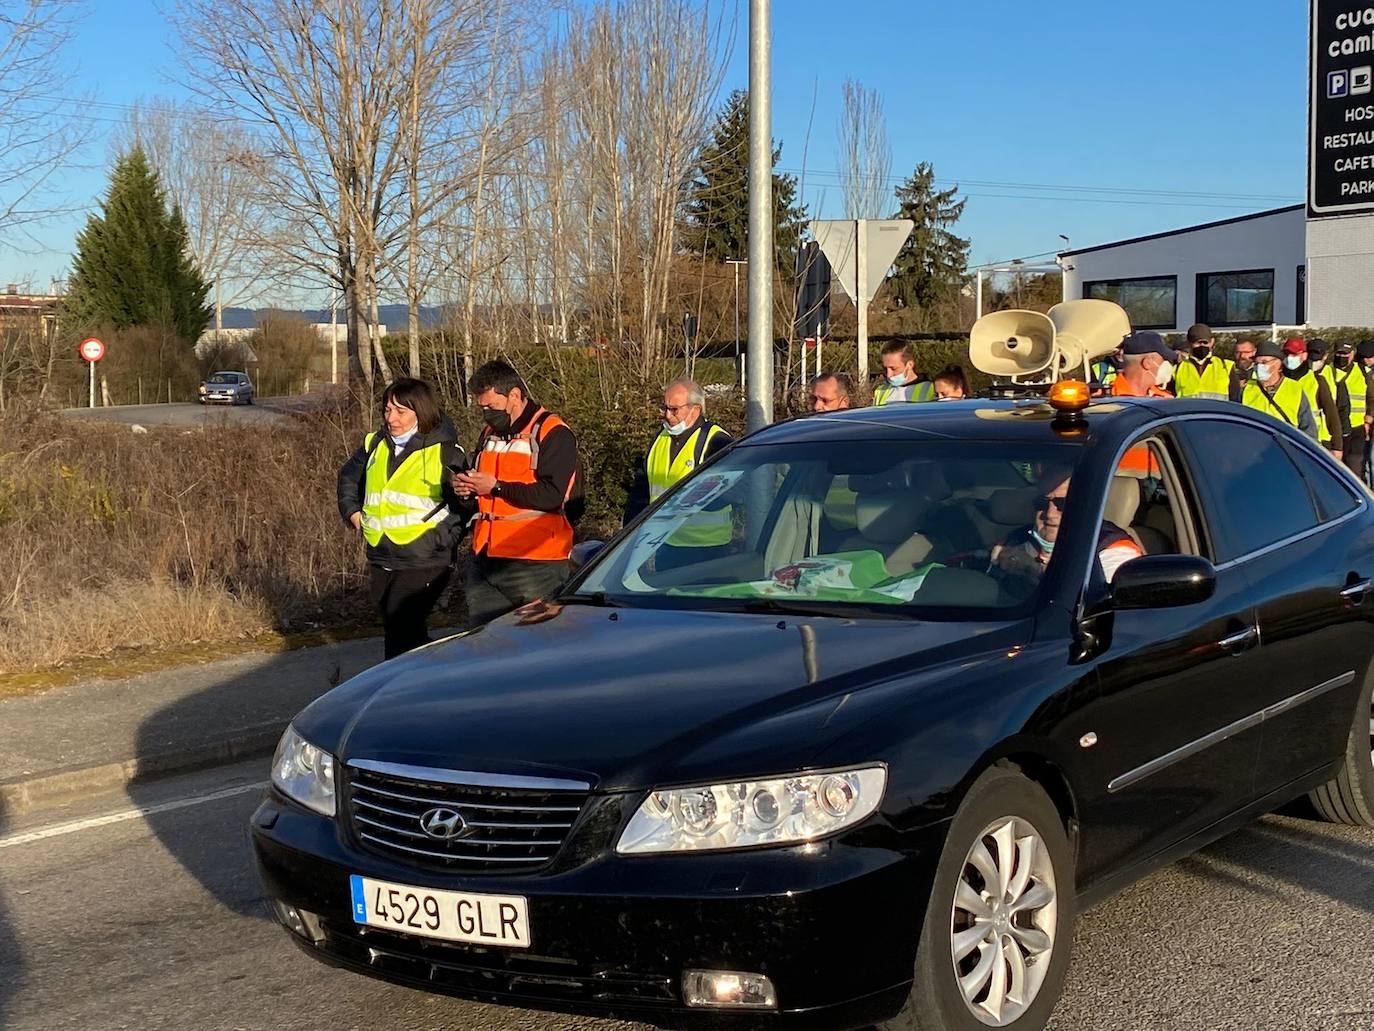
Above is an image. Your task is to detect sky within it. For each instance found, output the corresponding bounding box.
[1,0,1308,297]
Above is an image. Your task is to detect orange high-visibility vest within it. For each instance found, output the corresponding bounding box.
[472,408,576,561]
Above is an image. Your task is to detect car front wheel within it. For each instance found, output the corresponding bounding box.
[1309,668,1374,826]
[880,766,1075,1031]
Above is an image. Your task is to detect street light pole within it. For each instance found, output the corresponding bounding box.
[745,0,773,432]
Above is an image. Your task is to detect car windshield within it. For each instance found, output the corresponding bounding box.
[209,373,242,384]
[575,439,1085,618]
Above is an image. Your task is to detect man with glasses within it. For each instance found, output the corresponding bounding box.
[623,379,734,567]
[990,470,1142,588]
[1228,339,1257,401]
[810,371,858,413]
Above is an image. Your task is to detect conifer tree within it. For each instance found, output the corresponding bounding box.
[682,90,806,267]
[887,162,970,315]
[67,147,213,343]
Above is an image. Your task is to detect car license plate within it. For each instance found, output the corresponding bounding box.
[349,874,530,948]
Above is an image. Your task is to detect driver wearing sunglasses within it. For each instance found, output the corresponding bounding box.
[989,469,1141,586]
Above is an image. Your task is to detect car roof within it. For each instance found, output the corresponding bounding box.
[741,396,1276,449]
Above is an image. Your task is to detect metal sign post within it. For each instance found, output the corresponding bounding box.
[79,337,105,407]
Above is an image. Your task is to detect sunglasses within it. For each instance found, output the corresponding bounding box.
[1037,495,1068,512]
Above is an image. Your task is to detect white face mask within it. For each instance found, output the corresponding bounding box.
[886,372,910,387]
[1312,358,1325,371]
[1284,355,1304,371]
[1255,363,1273,383]
[663,420,689,436]
[1154,360,1174,388]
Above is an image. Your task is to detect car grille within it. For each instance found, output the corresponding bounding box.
[320,919,676,1007]
[346,762,589,873]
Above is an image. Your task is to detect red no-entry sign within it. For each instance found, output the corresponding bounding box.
[79,337,105,362]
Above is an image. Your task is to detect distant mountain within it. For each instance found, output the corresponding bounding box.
[216,304,449,331]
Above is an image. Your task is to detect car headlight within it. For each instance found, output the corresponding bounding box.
[616,766,885,855]
[270,725,337,817]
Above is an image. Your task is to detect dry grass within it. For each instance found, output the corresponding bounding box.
[0,406,372,673]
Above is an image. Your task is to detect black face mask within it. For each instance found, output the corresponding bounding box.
[1338,354,1355,368]
[1190,345,1210,360]
[482,408,512,434]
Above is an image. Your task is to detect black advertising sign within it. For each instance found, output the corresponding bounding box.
[1311,1,1374,216]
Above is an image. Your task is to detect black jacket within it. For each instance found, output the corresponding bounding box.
[337,421,471,570]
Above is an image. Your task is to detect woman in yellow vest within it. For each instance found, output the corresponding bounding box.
[337,378,467,659]
[1242,343,1319,440]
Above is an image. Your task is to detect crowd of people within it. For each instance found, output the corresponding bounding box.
[338,324,1372,658]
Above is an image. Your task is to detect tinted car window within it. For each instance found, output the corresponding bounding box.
[1281,440,1361,521]
[1183,421,1317,562]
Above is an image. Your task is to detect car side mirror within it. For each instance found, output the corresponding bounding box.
[1110,554,1216,610]
[569,540,606,570]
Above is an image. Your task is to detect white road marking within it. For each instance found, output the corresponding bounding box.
[0,781,270,850]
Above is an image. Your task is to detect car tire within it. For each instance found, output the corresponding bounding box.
[879,766,1075,1031]
[1309,669,1374,826]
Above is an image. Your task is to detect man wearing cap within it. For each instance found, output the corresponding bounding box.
[1243,341,1318,440]
[1228,339,1258,402]
[1282,338,1343,458]
[1329,342,1366,476]
[1354,340,1374,481]
[1173,324,1233,400]
[1312,339,1355,462]
[1110,331,1175,398]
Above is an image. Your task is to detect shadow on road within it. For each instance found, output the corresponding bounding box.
[0,797,24,1026]
[129,643,384,919]
[1193,814,1374,917]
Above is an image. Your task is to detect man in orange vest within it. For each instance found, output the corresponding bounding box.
[1110,331,1175,398]
[454,360,584,626]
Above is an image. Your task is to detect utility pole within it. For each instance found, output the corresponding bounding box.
[745,0,773,432]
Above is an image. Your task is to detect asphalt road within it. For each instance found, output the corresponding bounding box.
[1,760,1371,1031]
[57,399,297,427]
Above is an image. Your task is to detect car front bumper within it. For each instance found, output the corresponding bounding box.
[251,791,942,1029]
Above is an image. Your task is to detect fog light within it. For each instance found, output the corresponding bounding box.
[682,969,777,1009]
[272,900,325,943]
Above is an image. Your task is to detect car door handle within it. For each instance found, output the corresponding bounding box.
[1340,578,1372,605]
[1218,626,1260,653]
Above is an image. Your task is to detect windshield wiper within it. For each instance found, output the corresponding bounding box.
[730,597,910,621]
[556,591,623,608]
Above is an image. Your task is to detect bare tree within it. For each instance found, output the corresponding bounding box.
[171,0,419,388]
[837,78,891,221]
[0,1,88,241]
[562,0,731,376]
[118,98,270,330]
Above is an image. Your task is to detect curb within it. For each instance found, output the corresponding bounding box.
[0,719,288,818]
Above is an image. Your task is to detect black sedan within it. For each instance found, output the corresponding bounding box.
[252,392,1374,1031]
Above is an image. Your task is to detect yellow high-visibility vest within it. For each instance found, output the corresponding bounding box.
[1291,370,1332,444]
[360,433,448,547]
[1331,365,1366,430]
[1174,357,1234,400]
[873,380,936,405]
[647,422,732,548]
[1242,379,1308,435]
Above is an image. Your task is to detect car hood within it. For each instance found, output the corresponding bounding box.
[295,603,1026,792]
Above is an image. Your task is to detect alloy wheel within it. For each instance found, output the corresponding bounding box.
[950,816,1058,1027]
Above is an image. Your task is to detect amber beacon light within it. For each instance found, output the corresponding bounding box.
[1048,380,1092,413]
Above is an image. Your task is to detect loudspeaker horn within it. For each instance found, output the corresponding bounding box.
[1047,299,1132,372]
[969,309,1056,379]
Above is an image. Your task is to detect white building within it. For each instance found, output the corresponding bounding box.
[1060,206,1308,334]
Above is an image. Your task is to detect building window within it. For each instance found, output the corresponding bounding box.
[1083,276,1176,330]
[1196,269,1274,328]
